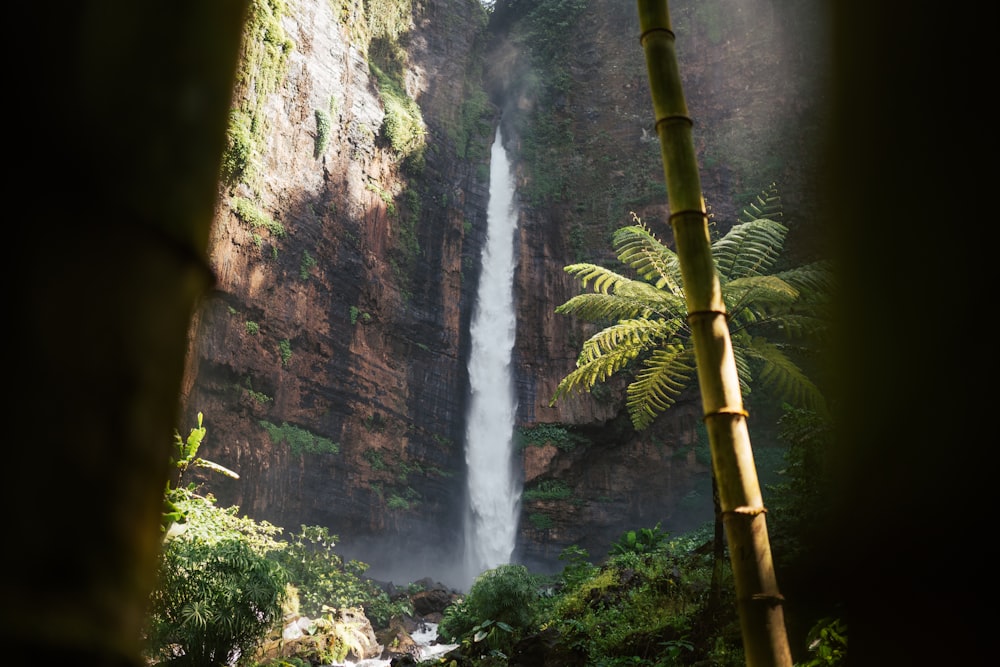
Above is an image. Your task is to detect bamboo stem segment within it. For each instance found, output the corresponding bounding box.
[637,2,793,665]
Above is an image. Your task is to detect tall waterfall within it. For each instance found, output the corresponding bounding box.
[461,127,521,590]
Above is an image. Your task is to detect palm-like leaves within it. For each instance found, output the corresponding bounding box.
[551,186,832,430]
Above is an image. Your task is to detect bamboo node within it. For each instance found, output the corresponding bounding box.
[654,114,693,133]
[722,505,767,518]
[702,407,748,420]
[751,593,786,606]
[668,208,708,225]
[639,26,675,46]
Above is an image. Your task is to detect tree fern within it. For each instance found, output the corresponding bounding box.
[552,183,832,429]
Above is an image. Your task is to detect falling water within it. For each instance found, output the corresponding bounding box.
[462,127,520,590]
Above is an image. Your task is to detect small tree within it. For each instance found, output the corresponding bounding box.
[145,415,287,666]
[438,564,541,658]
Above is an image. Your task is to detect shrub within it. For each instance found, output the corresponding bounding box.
[439,564,540,650]
[268,525,409,627]
[610,522,670,556]
[146,536,287,666]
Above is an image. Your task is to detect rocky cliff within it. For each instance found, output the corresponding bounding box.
[180,0,828,589]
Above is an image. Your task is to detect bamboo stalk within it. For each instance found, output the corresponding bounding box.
[636,2,792,665]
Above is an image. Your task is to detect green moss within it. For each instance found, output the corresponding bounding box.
[260,420,339,456]
[222,0,294,190]
[314,109,331,158]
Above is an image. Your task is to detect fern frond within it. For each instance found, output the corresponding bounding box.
[626,345,696,430]
[550,346,637,404]
[737,182,783,224]
[576,318,680,365]
[612,221,684,295]
[724,274,800,323]
[713,218,787,280]
[563,262,639,294]
[556,293,650,322]
[771,260,835,296]
[557,270,687,322]
[550,319,680,405]
[743,337,827,415]
[755,312,831,343]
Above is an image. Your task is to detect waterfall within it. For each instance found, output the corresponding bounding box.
[461,127,521,590]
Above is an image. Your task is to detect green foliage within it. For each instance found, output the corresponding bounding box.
[260,420,339,456]
[552,185,833,430]
[279,338,292,367]
[147,474,287,667]
[527,512,554,529]
[268,524,410,627]
[797,617,847,666]
[232,196,287,238]
[372,63,426,159]
[386,494,410,510]
[245,320,260,336]
[449,87,493,160]
[433,521,747,665]
[438,564,541,657]
[146,535,287,666]
[505,0,588,206]
[610,522,670,556]
[314,109,331,158]
[522,479,572,502]
[766,406,835,573]
[363,448,387,470]
[222,0,294,187]
[299,250,317,280]
[246,387,272,405]
[516,423,586,451]
[223,0,293,188]
[350,305,372,325]
[363,412,386,432]
[163,413,240,532]
[222,110,254,186]
[557,544,596,590]
[544,534,729,665]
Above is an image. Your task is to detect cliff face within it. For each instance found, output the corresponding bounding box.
[181,0,828,587]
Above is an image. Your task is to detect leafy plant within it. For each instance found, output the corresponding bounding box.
[516,423,587,451]
[146,536,287,666]
[148,417,287,666]
[522,479,573,501]
[268,524,409,627]
[314,109,331,158]
[259,420,339,455]
[350,305,372,325]
[299,250,317,280]
[798,617,847,666]
[527,513,554,529]
[231,196,287,238]
[162,413,239,533]
[279,338,292,367]
[551,184,832,430]
[438,564,540,653]
[610,522,670,556]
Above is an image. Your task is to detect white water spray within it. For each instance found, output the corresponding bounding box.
[462,127,521,589]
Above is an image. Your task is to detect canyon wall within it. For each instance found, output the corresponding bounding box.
[180,0,828,588]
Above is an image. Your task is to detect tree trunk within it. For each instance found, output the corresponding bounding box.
[5,2,250,664]
[635,2,791,665]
